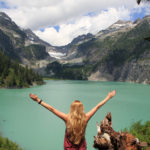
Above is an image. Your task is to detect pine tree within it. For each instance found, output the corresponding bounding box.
[0,50,44,88]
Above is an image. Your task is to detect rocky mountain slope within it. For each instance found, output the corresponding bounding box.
[47,16,150,83]
[1,12,150,83]
[0,12,52,68]
[87,16,150,83]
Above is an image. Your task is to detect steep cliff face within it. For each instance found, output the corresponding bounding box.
[0,12,50,67]
[88,59,150,84]
[88,16,150,83]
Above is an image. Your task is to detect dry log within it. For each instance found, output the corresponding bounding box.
[93,112,148,150]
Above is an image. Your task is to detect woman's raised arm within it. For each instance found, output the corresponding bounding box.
[86,90,116,122]
[29,93,68,122]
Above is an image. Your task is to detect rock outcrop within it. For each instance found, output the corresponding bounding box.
[88,60,150,84]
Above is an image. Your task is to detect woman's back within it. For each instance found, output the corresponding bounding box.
[66,100,87,145]
[64,129,87,150]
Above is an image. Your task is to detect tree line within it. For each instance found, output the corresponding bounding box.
[0,51,44,88]
[46,61,93,80]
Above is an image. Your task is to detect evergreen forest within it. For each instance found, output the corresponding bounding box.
[0,51,44,88]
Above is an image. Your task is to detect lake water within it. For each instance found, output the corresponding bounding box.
[0,80,150,150]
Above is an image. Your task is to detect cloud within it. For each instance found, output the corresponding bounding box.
[34,7,130,46]
[1,0,136,30]
[144,5,150,15]
[0,0,149,46]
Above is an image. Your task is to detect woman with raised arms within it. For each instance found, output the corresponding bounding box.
[29,90,116,150]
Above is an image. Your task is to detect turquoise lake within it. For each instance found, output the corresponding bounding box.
[0,80,150,150]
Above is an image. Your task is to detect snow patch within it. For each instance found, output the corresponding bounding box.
[48,51,66,59]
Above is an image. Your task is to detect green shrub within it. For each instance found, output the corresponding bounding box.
[0,135,22,150]
[124,120,150,143]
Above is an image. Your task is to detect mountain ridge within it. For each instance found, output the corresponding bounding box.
[46,15,150,83]
[0,12,51,66]
[1,12,150,84]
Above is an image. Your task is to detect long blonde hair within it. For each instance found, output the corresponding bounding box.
[66,100,87,145]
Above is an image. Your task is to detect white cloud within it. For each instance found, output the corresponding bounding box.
[1,0,148,46]
[34,7,130,46]
[145,5,150,15]
[2,0,136,30]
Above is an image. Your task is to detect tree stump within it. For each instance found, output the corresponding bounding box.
[93,112,148,150]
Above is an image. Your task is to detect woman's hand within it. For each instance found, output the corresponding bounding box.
[107,90,116,99]
[29,93,39,102]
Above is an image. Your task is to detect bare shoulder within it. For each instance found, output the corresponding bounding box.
[65,114,69,122]
[85,113,90,123]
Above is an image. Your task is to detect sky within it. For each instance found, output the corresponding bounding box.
[0,0,150,46]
